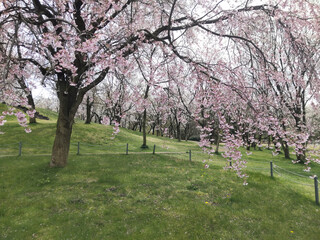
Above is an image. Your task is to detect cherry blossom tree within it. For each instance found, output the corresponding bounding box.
[193,0,320,178]
[0,0,182,166]
[1,0,319,177]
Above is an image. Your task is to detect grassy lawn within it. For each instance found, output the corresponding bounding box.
[1,107,320,239]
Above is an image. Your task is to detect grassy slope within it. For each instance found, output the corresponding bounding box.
[1,106,320,239]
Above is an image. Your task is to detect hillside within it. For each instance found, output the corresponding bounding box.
[0,107,320,239]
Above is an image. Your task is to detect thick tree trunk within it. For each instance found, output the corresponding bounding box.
[284,145,290,159]
[29,116,37,124]
[280,140,290,159]
[294,107,307,163]
[50,113,73,167]
[50,77,83,167]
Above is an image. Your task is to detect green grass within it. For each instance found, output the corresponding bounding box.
[1,109,320,239]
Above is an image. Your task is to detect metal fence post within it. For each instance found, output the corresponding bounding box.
[189,150,191,162]
[153,145,156,155]
[18,142,22,156]
[126,143,129,155]
[270,161,273,178]
[77,142,80,155]
[315,177,319,205]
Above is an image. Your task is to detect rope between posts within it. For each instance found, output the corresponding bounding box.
[0,142,19,147]
[274,165,313,178]
[79,142,126,148]
[246,167,269,170]
[23,143,45,146]
[0,149,16,153]
[78,143,106,147]
[247,158,271,163]
[23,146,51,149]
[273,169,314,187]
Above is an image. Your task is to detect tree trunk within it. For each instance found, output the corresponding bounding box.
[294,107,307,163]
[141,85,149,148]
[50,77,84,167]
[151,124,155,135]
[17,77,37,124]
[85,96,92,124]
[27,93,37,124]
[141,108,148,148]
[280,139,290,159]
[184,123,189,141]
[245,133,250,151]
[258,135,262,151]
[177,122,181,142]
[50,112,73,167]
[296,152,306,163]
[251,139,256,150]
[156,116,160,136]
[215,133,220,154]
[267,135,271,149]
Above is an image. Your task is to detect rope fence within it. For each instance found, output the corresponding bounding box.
[0,141,319,205]
[271,163,319,205]
[0,142,195,160]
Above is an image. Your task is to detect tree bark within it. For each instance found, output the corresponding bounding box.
[258,135,262,151]
[50,111,73,167]
[50,77,84,167]
[281,141,290,159]
[267,135,271,149]
[280,124,290,159]
[184,124,189,141]
[296,151,306,163]
[177,122,181,142]
[215,133,220,154]
[27,94,37,124]
[85,95,93,124]
[17,77,37,124]
[141,85,150,148]
[141,108,148,148]
[151,124,155,135]
[139,122,142,132]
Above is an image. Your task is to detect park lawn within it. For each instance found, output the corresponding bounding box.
[1,110,320,239]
